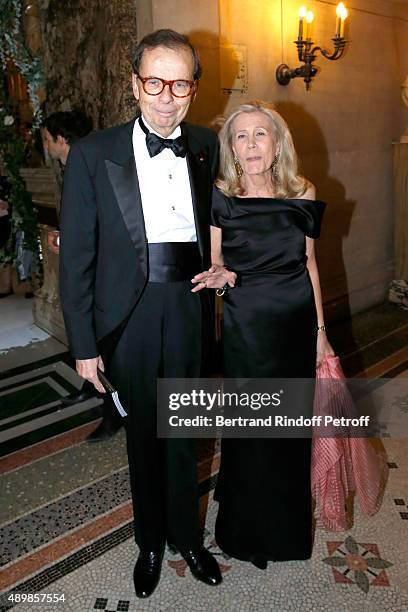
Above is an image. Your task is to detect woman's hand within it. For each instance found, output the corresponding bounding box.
[316,331,335,367]
[191,264,237,293]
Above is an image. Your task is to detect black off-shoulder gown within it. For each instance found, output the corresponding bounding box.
[212,186,326,563]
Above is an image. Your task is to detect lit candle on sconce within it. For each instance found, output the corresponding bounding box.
[276,0,350,89]
[306,10,314,41]
[336,3,348,38]
[298,6,307,41]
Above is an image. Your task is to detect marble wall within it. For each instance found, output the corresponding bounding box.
[37,0,139,127]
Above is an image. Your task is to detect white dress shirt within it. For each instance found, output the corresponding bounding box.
[132,116,197,243]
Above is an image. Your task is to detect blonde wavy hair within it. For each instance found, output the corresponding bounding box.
[215,101,307,198]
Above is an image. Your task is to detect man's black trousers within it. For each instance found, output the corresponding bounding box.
[110,281,203,553]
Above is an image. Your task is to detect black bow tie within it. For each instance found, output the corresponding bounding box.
[139,116,187,158]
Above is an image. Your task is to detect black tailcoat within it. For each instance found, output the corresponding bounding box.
[60,117,218,360]
[59,117,218,551]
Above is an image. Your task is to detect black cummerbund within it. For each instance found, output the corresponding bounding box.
[148,242,202,282]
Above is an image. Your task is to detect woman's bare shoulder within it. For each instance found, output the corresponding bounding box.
[299,180,316,201]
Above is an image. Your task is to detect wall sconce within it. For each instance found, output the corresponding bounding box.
[276,3,349,90]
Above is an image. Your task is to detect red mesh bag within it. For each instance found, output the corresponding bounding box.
[312,356,388,531]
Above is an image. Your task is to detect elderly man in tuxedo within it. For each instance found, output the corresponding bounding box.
[59,29,222,598]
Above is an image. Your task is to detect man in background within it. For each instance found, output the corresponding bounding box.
[42,110,93,166]
[42,110,93,254]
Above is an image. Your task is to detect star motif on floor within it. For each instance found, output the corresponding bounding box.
[323,535,393,593]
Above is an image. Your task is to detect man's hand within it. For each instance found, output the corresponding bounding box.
[76,356,106,393]
[191,265,237,293]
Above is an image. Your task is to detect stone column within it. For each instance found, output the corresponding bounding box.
[389,143,408,309]
[20,168,67,342]
[26,0,142,342]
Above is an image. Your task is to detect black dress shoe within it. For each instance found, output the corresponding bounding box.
[133,550,163,598]
[86,420,121,443]
[61,387,96,406]
[183,547,222,586]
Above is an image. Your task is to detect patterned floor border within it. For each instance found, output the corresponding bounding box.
[0,523,135,612]
[0,470,220,612]
[0,421,101,476]
[0,331,407,610]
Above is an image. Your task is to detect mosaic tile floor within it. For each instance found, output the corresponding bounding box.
[2,444,408,612]
[0,299,407,611]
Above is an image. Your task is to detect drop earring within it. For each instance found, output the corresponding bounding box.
[234,155,243,178]
[271,152,280,180]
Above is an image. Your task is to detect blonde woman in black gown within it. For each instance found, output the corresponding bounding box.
[193,102,334,568]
